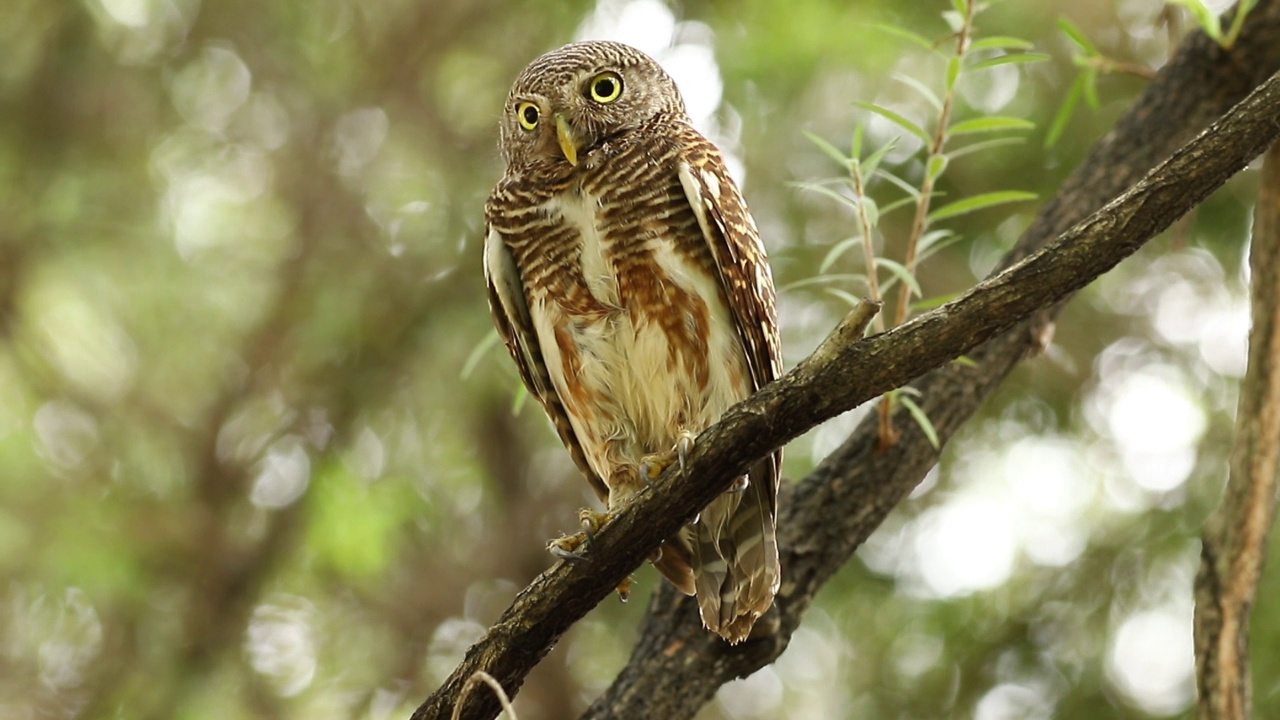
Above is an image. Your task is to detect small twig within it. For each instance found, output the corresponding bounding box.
[452,672,518,720]
[1194,140,1280,720]
[878,0,977,448]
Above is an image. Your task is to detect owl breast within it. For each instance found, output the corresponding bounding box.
[528,184,751,492]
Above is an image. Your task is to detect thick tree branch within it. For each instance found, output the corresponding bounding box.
[413,31,1280,720]
[580,5,1280,718]
[1195,140,1280,719]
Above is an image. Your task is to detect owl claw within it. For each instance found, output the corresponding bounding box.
[547,533,588,561]
[547,508,614,561]
[640,431,698,484]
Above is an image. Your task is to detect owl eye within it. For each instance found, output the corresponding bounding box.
[516,102,539,131]
[588,72,623,103]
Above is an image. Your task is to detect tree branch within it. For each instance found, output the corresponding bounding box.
[581,6,1280,718]
[413,16,1280,718]
[1194,139,1280,719]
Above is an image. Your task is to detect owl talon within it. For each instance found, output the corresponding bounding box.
[728,476,749,493]
[548,533,589,561]
[676,431,695,474]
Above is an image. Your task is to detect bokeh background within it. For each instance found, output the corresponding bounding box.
[2,0,1276,718]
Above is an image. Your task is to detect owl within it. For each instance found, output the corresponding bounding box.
[483,40,782,644]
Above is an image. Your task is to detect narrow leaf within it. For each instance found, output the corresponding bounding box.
[894,73,943,112]
[1044,72,1086,148]
[862,137,899,178]
[948,116,1036,135]
[1082,67,1101,110]
[795,182,861,212]
[879,195,919,217]
[779,273,867,292]
[873,168,923,199]
[869,22,938,52]
[461,331,502,379]
[1167,0,1222,41]
[971,36,1035,51]
[850,124,865,162]
[899,395,941,449]
[824,287,868,309]
[874,257,923,299]
[952,355,978,368]
[927,154,949,183]
[803,131,852,169]
[969,53,1051,71]
[855,101,931,144]
[947,136,1026,161]
[819,236,864,274]
[946,55,962,92]
[1056,17,1098,55]
[927,190,1037,222]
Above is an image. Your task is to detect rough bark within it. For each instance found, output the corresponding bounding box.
[1194,139,1280,720]
[411,3,1280,715]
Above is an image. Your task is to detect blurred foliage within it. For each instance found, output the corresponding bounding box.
[0,1,1275,719]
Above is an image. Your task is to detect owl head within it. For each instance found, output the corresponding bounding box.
[499,41,686,169]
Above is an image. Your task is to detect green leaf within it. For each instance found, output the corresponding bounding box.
[950,0,968,17]
[926,153,949,183]
[854,101,931,144]
[1167,0,1222,41]
[1045,72,1087,148]
[819,236,865,274]
[948,116,1036,136]
[862,137,899,178]
[779,273,867,292]
[947,136,1026,161]
[873,168,923,199]
[946,55,962,92]
[894,73,943,112]
[1056,17,1099,55]
[970,36,1035,51]
[899,395,941,449]
[850,124,865,162]
[1082,67,1101,110]
[879,195,919,218]
[874,257,922,299]
[824,287,867,309]
[460,330,502,379]
[969,53,1051,71]
[870,22,938,52]
[795,181,861,212]
[927,190,1037,222]
[803,131,851,169]
[918,230,967,262]
[952,355,978,368]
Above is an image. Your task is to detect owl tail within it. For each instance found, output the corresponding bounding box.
[690,458,780,644]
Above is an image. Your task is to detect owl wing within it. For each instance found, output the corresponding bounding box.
[676,127,783,642]
[483,224,609,503]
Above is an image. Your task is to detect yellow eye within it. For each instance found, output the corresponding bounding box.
[588,72,623,103]
[516,102,539,130]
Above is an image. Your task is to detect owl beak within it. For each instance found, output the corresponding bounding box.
[554,114,580,166]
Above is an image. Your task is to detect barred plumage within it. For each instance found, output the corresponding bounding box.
[484,40,781,643]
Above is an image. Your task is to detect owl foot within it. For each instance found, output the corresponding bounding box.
[545,510,635,601]
[640,431,697,484]
[546,508,613,561]
[728,476,750,493]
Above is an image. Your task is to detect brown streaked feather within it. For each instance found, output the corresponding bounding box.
[483,225,609,502]
[676,128,783,643]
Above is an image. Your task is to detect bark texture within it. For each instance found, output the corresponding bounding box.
[1194,140,1280,720]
